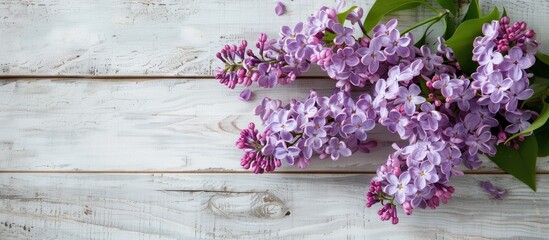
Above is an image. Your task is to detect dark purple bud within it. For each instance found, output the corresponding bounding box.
[520,22,527,31]
[258,33,268,43]
[500,16,510,25]
[525,29,535,38]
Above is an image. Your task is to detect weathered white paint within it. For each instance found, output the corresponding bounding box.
[0,78,546,172]
[0,173,547,240]
[0,0,547,76]
[1,1,548,239]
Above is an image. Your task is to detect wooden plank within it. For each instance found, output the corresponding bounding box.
[1,0,547,76]
[0,173,547,239]
[1,78,547,172]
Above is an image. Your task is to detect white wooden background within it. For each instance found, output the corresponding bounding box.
[0,0,548,239]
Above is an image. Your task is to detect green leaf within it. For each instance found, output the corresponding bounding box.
[489,135,538,191]
[414,32,428,47]
[434,0,457,15]
[337,6,358,24]
[535,125,549,157]
[363,0,426,33]
[529,54,549,78]
[506,102,549,143]
[528,78,549,100]
[419,75,430,94]
[446,7,499,74]
[443,15,456,39]
[463,0,481,21]
[502,7,508,17]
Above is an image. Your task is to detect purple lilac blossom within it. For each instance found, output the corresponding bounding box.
[225,6,540,224]
[275,2,286,16]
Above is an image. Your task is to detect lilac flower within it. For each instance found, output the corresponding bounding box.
[478,42,503,74]
[481,72,512,103]
[409,140,445,165]
[381,110,410,138]
[274,141,300,164]
[342,114,375,141]
[356,94,377,119]
[387,64,414,84]
[480,181,507,200]
[269,110,297,141]
[256,62,279,88]
[325,137,352,160]
[307,10,331,35]
[420,45,443,71]
[437,37,454,60]
[239,89,252,101]
[384,172,415,204]
[505,111,532,134]
[411,187,435,208]
[293,97,318,118]
[373,19,398,37]
[331,47,360,72]
[409,162,439,190]
[327,112,347,137]
[358,37,386,73]
[501,46,534,81]
[465,125,495,156]
[255,98,282,123]
[382,29,411,57]
[304,117,328,149]
[432,74,460,98]
[287,34,314,60]
[480,20,499,43]
[417,103,442,131]
[236,123,282,174]
[442,123,466,144]
[506,81,533,112]
[373,78,399,106]
[332,23,355,46]
[346,7,363,24]
[466,107,499,128]
[280,22,303,44]
[395,84,425,116]
[453,80,475,111]
[275,2,286,16]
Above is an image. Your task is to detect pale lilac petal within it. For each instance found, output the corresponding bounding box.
[275,2,286,16]
[239,89,252,101]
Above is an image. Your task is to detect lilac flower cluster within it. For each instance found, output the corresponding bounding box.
[471,16,537,144]
[238,90,378,173]
[215,33,308,89]
[365,17,538,223]
[224,3,539,224]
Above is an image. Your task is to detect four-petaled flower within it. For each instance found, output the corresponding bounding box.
[325,137,352,160]
[342,114,375,141]
[395,84,425,116]
[269,110,297,141]
[384,172,416,204]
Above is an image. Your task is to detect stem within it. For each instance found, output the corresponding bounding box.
[401,11,449,35]
[358,21,369,37]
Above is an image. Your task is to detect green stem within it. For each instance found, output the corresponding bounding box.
[402,11,449,35]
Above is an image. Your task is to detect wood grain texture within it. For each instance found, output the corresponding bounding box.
[1,78,547,172]
[1,0,547,76]
[0,173,547,240]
